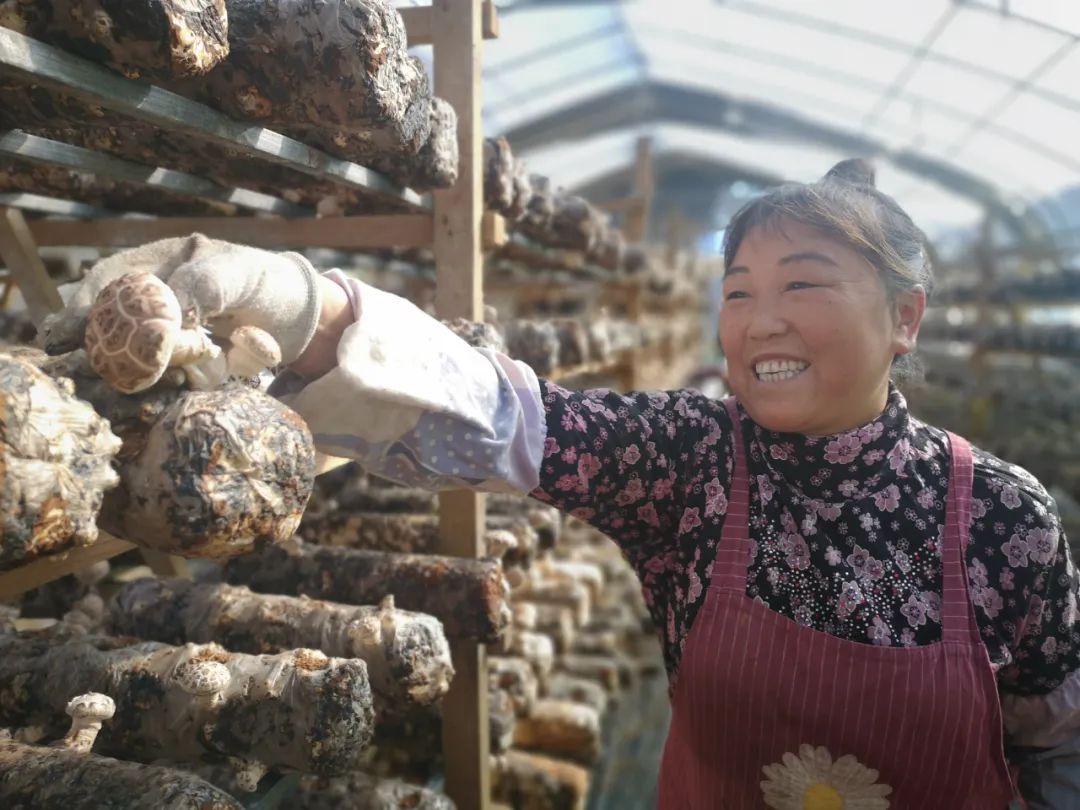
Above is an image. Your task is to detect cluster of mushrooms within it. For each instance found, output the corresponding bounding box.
[1,267,316,570]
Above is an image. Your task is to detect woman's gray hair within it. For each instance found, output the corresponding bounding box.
[722,159,933,381]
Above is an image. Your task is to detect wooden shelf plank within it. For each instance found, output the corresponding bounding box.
[29,214,435,250]
[0,192,116,218]
[0,27,425,210]
[1,131,312,217]
[0,534,136,599]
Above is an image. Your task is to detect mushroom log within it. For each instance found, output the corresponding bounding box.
[27,353,315,559]
[0,353,121,569]
[491,750,590,810]
[170,0,444,189]
[225,539,511,642]
[0,633,375,775]
[110,578,453,715]
[98,385,315,558]
[512,700,602,764]
[0,738,243,810]
[0,0,230,79]
[293,771,457,810]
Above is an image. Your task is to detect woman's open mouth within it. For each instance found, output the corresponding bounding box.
[754,359,809,383]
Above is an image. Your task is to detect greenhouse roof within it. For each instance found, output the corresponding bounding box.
[409,0,1080,246]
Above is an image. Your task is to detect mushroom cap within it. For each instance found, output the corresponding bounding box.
[174,660,231,696]
[85,271,182,394]
[227,325,282,372]
[66,693,115,721]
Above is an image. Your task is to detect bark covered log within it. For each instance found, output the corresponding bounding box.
[512,700,601,764]
[0,738,243,809]
[224,539,511,642]
[520,174,555,233]
[570,630,620,657]
[532,560,605,603]
[491,749,590,810]
[504,320,559,376]
[0,632,374,774]
[513,579,590,628]
[442,316,506,354]
[556,654,620,693]
[591,228,626,272]
[110,578,453,714]
[301,511,441,554]
[509,160,533,222]
[0,86,415,214]
[302,510,534,564]
[333,483,437,515]
[544,673,609,716]
[0,0,229,79]
[331,486,556,542]
[551,319,590,368]
[489,685,517,755]
[484,137,515,216]
[507,631,554,679]
[520,603,575,653]
[623,245,654,277]
[194,764,457,810]
[548,195,607,253]
[169,0,450,189]
[379,97,457,190]
[0,353,121,570]
[39,362,316,560]
[294,771,456,810]
[483,136,531,222]
[489,657,538,717]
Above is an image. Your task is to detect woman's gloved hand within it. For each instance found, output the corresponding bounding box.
[165,243,322,365]
[40,234,322,365]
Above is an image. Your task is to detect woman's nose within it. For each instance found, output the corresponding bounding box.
[745,298,790,341]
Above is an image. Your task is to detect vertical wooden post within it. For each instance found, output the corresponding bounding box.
[432,1,490,808]
[624,136,653,243]
[0,207,63,324]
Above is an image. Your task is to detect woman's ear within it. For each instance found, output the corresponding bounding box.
[891,285,926,356]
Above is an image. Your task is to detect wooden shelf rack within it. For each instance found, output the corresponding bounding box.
[0,2,497,807]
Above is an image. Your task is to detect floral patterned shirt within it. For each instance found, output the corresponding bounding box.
[531,382,1080,701]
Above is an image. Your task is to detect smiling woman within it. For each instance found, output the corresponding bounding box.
[48,159,1077,809]
[718,159,928,435]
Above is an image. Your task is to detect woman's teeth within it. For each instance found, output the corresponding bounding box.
[754,359,808,382]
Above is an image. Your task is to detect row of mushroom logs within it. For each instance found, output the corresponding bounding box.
[0,243,484,807]
[1,0,462,205]
[0,557,466,808]
[2,238,322,569]
[279,472,663,809]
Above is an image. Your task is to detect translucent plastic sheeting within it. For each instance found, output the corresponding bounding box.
[521,124,984,235]
[473,0,1080,233]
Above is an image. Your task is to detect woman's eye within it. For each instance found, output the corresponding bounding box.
[724,290,749,300]
[787,281,817,291]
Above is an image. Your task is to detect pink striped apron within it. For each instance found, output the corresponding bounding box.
[656,398,1016,808]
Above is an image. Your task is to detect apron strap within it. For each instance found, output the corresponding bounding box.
[716,397,752,590]
[714,403,979,644]
[942,431,979,643]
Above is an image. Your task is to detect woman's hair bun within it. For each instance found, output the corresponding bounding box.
[824,158,876,188]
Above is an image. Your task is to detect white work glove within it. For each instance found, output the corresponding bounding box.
[166,243,322,365]
[41,234,322,365]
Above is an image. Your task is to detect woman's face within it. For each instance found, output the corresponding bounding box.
[720,219,924,436]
